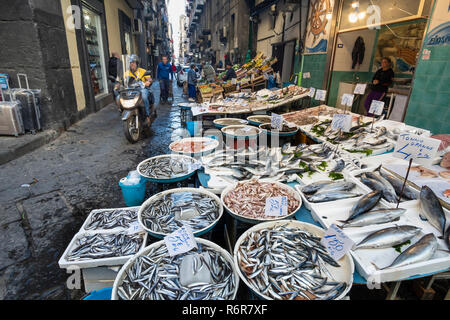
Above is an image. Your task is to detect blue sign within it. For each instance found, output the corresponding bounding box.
[425,21,450,46]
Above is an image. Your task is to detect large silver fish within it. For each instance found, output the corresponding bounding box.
[355,225,422,249]
[348,190,382,219]
[419,186,446,236]
[379,172,417,200]
[339,208,406,228]
[381,234,438,269]
[318,181,356,193]
[301,181,333,194]
[365,169,397,203]
[308,191,361,203]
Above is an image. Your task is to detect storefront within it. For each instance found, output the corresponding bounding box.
[82,4,109,97]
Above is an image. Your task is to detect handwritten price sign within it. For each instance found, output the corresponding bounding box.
[308,87,316,98]
[341,94,354,107]
[369,100,385,116]
[331,114,352,132]
[320,224,354,261]
[393,133,440,166]
[127,221,144,235]
[303,72,311,79]
[315,89,327,101]
[164,226,197,256]
[271,113,284,130]
[354,83,367,95]
[265,196,288,217]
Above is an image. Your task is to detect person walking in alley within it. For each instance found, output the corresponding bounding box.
[125,55,153,126]
[187,64,198,102]
[222,61,237,81]
[157,56,174,104]
[108,52,122,93]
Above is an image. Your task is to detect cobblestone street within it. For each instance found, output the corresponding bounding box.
[0,82,186,299]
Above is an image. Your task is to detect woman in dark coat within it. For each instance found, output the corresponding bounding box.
[364,57,394,115]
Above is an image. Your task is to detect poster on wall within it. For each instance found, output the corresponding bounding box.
[372,21,427,74]
[305,0,334,54]
[424,0,450,47]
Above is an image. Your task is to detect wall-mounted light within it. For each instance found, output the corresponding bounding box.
[326,13,332,20]
[351,1,359,9]
[358,11,366,19]
[349,12,358,23]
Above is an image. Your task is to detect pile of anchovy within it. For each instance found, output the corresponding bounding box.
[138,156,198,179]
[116,244,237,300]
[141,192,220,234]
[237,225,348,300]
[66,233,144,261]
[84,209,138,230]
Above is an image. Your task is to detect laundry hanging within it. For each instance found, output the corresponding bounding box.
[352,36,365,69]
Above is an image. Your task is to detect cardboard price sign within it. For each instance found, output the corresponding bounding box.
[354,83,367,95]
[341,94,355,107]
[320,224,354,261]
[315,89,327,101]
[393,133,440,166]
[164,226,197,256]
[264,196,288,217]
[331,114,352,132]
[308,87,316,98]
[127,221,144,235]
[369,100,385,115]
[303,72,311,79]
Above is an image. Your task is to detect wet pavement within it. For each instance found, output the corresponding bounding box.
[0,81,188,299]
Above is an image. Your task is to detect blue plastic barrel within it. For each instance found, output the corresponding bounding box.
[186,121,201,136]
[119,178,147,207]
[83,287,112,300]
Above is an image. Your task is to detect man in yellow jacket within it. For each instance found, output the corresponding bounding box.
[125,55,153,125]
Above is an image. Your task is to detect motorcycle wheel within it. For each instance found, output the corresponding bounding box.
[123,114,141,143]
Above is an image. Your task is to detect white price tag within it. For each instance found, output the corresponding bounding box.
[231,78,237,85]
[308,87,316,97]
[127,221,144,235]
[315,89,327,101]
[320,224,354,261]
[354,83,367,95]
[341,94,354,107]
[303,72,311,79]
[191,106,208,116]
[164,226,197,256]
[331,114,352,132]
[271,113,284,130]
[264,196,288,217]
[263,73,269,80]
[369,100,385,115]
[393,133,441,166]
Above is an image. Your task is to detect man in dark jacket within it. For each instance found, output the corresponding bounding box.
[222,62,237,81]
[156,56,174,104]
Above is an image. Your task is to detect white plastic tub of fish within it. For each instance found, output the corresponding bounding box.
[233,220,354,300]
[348,166,419,207]
[213,118,248,128]
[347,222,450,283]
[221,179,302,224]
[221,125,261,140]
[58,230,148,269]
[169,137,220,157]
[138,188,223,239]
[137,154,200,183]
[80,206,140,233]
[111,238,240,300]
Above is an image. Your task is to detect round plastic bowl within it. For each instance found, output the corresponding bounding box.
[137,154,200,184]
[169,137,219,158]
[233,220,354,300]
[220,180,302,224]
[111,238,240,300]
[138,187,224,239]
[221,125,261,140]
[213,118,248,129]
[259,123,299,137]
[247,115,272,126]
[119,178,147,207]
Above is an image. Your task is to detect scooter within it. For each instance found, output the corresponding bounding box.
[115,72,157,143]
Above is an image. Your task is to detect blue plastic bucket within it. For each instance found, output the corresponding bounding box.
[119,178,147,207]
[186,121,201,136]
[82,287,112,300]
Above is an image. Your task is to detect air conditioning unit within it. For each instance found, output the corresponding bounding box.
[133,18,143,34]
